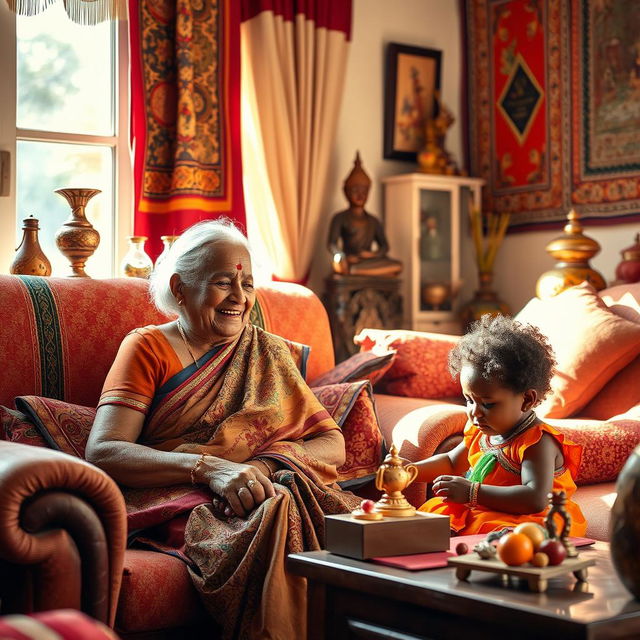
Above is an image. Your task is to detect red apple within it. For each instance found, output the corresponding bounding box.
[538,539,567,566]
[360,499,376,514]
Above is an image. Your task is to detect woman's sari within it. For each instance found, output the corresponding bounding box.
[101,324,361,639]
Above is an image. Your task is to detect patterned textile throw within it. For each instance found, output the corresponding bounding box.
[130,0,245,259]
[106,324,361,639]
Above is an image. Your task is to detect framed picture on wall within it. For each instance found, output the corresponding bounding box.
[384,43,442,161]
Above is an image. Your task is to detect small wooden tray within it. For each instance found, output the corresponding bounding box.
[447,554,595,593]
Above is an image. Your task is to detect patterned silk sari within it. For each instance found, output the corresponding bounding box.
[115,325,360,639]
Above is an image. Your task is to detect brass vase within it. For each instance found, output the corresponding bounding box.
[10,216,52,276]
[55,188,101,278]
[459,271,510,333]
[535,209,606,299]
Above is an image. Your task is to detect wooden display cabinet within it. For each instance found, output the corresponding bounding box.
[382,173,484,334]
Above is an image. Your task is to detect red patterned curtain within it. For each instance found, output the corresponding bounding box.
[129,0,244,259]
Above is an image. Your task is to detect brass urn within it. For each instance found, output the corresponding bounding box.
[10,216,52,276]
[535,209,606,299]
[55,188,101,278]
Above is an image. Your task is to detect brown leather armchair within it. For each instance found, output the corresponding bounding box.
[0,442,126,627]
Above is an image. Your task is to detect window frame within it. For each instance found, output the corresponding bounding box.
[0,2,132,277]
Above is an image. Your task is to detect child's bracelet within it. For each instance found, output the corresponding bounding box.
[190,453,208,485]
[468,481,480,507]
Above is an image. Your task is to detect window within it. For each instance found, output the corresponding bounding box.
[0,1,131,278]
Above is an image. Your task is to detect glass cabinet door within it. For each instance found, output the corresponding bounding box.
[419,188,452,311]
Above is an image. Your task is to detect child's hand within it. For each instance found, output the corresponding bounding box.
[432,475,472,504]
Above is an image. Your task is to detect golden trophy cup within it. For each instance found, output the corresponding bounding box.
[374,444,419,517]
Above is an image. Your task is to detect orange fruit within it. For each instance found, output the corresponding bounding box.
[497,532,534,566]
[514,522,547,551]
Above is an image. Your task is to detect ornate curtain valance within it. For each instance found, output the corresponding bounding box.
[5,0,124,25]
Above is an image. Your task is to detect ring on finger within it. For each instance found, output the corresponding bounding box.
[247,479,257,489]
[238,486,249,495]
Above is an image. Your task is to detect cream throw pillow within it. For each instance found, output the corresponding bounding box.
[515,282,640,418]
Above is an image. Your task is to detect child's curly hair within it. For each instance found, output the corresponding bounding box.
[448,314,556,404]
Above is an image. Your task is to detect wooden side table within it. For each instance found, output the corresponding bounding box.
[324,274,402,363]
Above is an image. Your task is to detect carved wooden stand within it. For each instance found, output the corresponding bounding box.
[324,274,402,362]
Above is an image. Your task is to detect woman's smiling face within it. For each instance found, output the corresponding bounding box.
[182,240,256,344]
[460,364,530,438]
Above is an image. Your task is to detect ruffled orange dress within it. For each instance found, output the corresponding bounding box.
[419,421,587,536]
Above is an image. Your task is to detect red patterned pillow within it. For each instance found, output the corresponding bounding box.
[354,328,461,399]
[15,396,96,458]
[309,350,395,387]
[546,417,640,485]
[0,405,48,447]
[312,381,384,486]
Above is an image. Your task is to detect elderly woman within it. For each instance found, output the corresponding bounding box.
[85,219,360,639]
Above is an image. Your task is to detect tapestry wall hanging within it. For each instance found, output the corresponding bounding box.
[129,0,245,259]
[466,0,640,231]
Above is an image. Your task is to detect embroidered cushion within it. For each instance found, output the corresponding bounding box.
[0,405,48,447]
[515,282,640,418]
[308,350,395,387]
[312,381,384,486]
[15,396,95,458]
[546,417,640,485]
[354,328,461,399]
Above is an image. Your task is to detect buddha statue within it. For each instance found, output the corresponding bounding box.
[327,153,402,277]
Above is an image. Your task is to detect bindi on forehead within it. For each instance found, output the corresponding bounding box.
[236,263,242,270]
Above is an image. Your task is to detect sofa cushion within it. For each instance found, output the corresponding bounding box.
[583,283,640,420]
[15,396,95,458]
[312,381,384,486]
[116,549,207,633]
[354,329,461,399]
[599,281,640,323]
[545,414,640,485]
[309,350,395,387]
[0,405,48,447]
[515,283,640,418]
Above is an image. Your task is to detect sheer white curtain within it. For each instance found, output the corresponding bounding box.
[241,2,351,282]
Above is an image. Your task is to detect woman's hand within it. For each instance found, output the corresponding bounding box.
[199,457,276,517]
[432,475,472,504]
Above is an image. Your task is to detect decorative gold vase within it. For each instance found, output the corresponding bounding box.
[10,216,52,276]
[535,209,605,299]
[121,236,153,279]
[55,188,101,278]
[459,271,510,332]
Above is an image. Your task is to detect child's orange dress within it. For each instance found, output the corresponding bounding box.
[419,421,587,536]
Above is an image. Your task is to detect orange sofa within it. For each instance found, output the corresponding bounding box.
[0,274,638,636]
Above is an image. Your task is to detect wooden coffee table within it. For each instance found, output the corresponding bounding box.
[287,542,640,639]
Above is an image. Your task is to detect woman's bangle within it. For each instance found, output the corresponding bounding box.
[468,481,480,507]
[190,453,207,485]
[253,457,278,479]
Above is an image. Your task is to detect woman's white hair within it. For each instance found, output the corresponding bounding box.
[149,218,251,316]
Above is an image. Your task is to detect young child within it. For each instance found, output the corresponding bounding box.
[415,314,587,536]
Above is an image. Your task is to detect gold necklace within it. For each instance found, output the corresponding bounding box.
[176,320,199,368]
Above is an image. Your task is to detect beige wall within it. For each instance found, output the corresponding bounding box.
[310,0,639,315]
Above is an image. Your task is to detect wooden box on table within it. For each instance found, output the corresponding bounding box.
[325,512,450,560]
